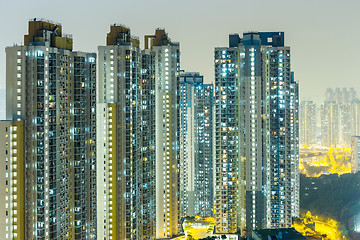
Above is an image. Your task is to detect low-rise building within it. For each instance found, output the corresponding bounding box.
[252,228,306,240]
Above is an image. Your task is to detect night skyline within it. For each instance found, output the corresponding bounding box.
[0,0,360,104]
[0,1,360,239]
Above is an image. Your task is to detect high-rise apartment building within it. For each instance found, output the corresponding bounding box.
[236,32,299,232]
[214,32,299,235]
[97,25,143,240]
[97,25,180,240]
[179,72,213,217]
[0,121,25,240]
[6,19,96,239]
[148,29,181,239]
[299,101,316,146]
[70,51,97,239]
[214,45,239,234]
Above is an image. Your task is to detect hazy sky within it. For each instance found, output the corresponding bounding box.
[0,0,359,103]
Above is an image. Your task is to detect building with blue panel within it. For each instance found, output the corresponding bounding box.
[180,72,214,218]
[214,32,299,236]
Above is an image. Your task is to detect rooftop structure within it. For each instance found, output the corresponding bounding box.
[252,228,306,240]
[24,18,73,50]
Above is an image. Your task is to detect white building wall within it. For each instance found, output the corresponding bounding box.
[96,103,108,240]
[187,91,196,216]
[154,44,180,239]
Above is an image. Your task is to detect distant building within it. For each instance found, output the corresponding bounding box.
[179,72,214,217]
[321,101,340,147]
[252,228,306,240]
[300,101,316,146]
[325,87,357,105]
[351,136,360,173]
[350,99,360,137]
[321,88,360,147]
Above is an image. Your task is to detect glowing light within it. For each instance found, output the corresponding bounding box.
[293,211,344,240]
[183,216,215,239]
[300,146,351,177]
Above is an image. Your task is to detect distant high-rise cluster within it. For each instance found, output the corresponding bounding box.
[300,88,360,148]
[322,88,360,147]
[0,19,300,239]
[325,88,357,105]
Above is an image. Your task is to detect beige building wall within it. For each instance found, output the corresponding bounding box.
[0,121,25,240]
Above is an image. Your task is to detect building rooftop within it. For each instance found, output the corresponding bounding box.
[180,71,204,84]
[106,24,139,47]
[252,228,306,240]
[229,31,284,48]
[24,18,73,50]
[145,28,179,49]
